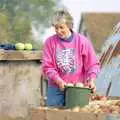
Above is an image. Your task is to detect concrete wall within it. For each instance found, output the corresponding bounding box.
[30,108,120,120]
[0,60,42,120]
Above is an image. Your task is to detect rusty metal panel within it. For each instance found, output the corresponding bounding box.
[97,31,120,96]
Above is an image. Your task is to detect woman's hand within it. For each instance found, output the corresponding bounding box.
[87,79,96,93]
[55,79,66,91]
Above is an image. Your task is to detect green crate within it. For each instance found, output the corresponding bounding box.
[65,86,92,108]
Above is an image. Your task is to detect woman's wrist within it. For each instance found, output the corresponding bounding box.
[89,78,96,82]
[88,73,96,81]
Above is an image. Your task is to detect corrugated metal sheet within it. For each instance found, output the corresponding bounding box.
[96,56,120,96]
[96,22,120,96]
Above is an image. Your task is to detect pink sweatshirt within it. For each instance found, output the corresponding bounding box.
[42,32,100,86]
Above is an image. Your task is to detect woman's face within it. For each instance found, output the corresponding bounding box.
[54,23,71,39]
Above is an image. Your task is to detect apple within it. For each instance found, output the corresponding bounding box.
[66,83,74,87]
[15,43,25,50]
[72,106,80,112]
[75,82,84,87]
[24,43,32,50]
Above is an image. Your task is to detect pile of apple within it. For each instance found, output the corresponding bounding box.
[66,82,86,88]
[80,99,120,114]
[15,43,33,51]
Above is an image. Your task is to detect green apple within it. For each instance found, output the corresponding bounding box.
[24,43,32,50]
[15,43,25,50]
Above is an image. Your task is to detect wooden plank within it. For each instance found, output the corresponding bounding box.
[31,108,98,120]
[0,50,43,60]
[100,45,113,66]
[99,39,120,66]
[108,40,120,61]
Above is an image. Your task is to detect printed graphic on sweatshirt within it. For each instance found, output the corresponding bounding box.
[56,48,77,73]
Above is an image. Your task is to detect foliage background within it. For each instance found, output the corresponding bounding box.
[0,0,61,49]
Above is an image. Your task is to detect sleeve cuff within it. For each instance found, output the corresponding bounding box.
[52,74,63,82]
[87,73,97,81]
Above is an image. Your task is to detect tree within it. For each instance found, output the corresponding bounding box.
[0,0,61,48]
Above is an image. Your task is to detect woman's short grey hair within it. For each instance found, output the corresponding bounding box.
[52,9,73,29]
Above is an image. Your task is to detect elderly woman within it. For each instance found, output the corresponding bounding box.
[42,9,100,107]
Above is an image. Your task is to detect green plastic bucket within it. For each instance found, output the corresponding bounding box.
[65,86,92,108]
